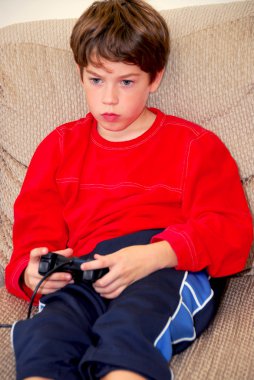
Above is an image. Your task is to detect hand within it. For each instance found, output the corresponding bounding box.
[81,241,177,299]
[23,247,74,294]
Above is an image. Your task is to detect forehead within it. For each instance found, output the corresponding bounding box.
[85,57,145,76]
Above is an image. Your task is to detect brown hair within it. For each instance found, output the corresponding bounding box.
[70,0,170,83]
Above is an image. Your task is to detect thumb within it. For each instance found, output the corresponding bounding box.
[30,247,49,264]
[56,248,73,257]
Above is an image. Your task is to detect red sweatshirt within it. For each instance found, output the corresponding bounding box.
[5,108,253,301]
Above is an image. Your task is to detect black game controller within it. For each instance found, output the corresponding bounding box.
[39,252,108,282]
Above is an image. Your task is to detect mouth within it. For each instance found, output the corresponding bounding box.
[101,113,120,122]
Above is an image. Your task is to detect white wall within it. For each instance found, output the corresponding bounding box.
[0,0,247,28]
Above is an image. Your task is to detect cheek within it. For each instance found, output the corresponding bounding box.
[84,91,98,109]
[125,88,149,103]
[126,89,150,109]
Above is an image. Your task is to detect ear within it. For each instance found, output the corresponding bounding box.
[149,69,165,93]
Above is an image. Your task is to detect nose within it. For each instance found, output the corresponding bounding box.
[102,84,118,105]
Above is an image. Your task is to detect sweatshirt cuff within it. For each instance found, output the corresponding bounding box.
[6,258,40,305]
[151,228,197,271]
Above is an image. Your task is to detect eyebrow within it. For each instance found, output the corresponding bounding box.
[85,69,141,78]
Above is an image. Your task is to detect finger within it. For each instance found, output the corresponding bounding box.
[30,247,49,262]
[93,277,123,294]
[99,285,126,299]
[55,248,73,257]
[93,268,120,288]
[26,264,72,288]
[40,279,74,291]
[30,247,73,260]
[80,255,111,271]
[45,272,73,282]
[37,282,73,295]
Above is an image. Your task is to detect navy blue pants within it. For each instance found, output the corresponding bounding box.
[12,230,226,380]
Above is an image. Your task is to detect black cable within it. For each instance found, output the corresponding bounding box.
[0,260,73,327]
[27,260,73,319]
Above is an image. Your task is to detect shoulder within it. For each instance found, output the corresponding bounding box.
[153,109,234,168]
[56,113,94,133]
[35,113,93,147]
[55,113,93,138]
[28,114,94,168]
[159,111,208,138]
[37,113,94,154]
[156,108,225,148]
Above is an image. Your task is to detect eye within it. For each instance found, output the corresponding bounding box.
[121,80,134,87]
[89,77,103,86]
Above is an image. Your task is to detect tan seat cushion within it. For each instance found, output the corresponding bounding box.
[1,1,253,273]
[0,275,253,380]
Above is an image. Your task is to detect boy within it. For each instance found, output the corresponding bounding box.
[5,0,253,379]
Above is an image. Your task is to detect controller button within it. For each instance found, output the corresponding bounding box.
[39,262,50,273]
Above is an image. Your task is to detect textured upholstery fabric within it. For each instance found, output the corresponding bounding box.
[171,275,254,379]
[0,276,253,380]
[0,1,254,379]
[0,1,253,271]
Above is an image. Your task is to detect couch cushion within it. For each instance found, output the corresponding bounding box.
[0,287,31,379]
[0,19,86,266]
[0,1,253,270]
[171,275,254,379]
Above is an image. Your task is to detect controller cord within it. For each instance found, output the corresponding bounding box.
[27,261,73,319]
[0,261,73,328]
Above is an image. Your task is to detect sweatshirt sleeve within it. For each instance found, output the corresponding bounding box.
[5,129,69,301]
[152,131,253,277]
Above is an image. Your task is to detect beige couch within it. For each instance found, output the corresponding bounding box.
[0,1,254,379]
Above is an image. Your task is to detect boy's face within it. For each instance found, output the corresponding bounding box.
[80,58,163,141]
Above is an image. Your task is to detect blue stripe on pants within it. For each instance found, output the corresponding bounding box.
[154,271,214,362]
